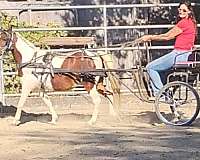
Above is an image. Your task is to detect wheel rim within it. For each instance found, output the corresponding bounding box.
[155,82,200,126]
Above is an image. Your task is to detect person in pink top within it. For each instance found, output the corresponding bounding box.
[138,0,197,96]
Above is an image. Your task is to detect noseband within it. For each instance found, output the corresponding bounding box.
[0,29,14,55]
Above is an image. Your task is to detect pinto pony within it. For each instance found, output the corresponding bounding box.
[0,29,120,126]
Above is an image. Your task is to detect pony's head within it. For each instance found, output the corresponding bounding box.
[0,27,15,55]
[0,28,23,76]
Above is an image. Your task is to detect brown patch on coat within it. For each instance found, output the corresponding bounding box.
[51,51,96,92]
[51,74,76,91]
[12,47,23,76]
[0,31,8,51]
[11,33,23,76]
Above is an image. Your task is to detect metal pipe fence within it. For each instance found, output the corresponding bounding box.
[1,2,200,103]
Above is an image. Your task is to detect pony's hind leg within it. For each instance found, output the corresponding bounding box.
[41,93,58,124]
[106,94,118,116]
[88,86,101,125]
[108,74,122,116]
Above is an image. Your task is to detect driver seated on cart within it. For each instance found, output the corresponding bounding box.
[137,0,197,97]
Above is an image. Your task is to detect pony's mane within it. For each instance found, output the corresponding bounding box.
[16,32,36,49]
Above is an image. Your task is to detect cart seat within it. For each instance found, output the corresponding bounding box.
[173,61,200,69]
[173,51,200,69]
[168,52,200,84]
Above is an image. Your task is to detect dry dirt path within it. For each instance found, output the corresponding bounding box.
[0,95,200,160]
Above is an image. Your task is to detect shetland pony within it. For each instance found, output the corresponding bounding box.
[0,29,118,125]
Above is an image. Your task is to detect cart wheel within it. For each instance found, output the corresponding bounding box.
[155,81,200,126]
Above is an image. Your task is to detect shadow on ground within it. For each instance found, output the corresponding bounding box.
[2,101,198,127]
[0,102,52,125]
[134,111,161,124]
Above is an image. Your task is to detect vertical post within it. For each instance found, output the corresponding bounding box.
[0,15,5,105]
[28,0,32,25]
[144,0,151,62]
[0,56,5,105]
[103,1,107,52]
[102,1,121,110]
[103,1,109,87]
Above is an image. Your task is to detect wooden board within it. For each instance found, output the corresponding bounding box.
[40,37,96,46]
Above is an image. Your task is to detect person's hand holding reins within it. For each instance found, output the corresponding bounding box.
[120,35,153,48]
[141,35,153,41]
[135,35,153,44]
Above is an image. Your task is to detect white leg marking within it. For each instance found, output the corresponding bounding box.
[88,86,101,125]
[41,93,58,124]
[106,79,122,121]
[106,94,117,116]
[13,89,30,126]
[13,75,36,125]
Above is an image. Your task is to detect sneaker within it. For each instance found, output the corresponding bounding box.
[149,95,172,103]
[159,95,173,104]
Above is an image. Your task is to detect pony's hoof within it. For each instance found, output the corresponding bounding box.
[49,116,58,125]
[109,111,122,122]
[12,120,21,126]
[87,119,96,126]
[109,110,118,117]
[48,121,57,125]
[49,119,58,125]
[117,115,122,122]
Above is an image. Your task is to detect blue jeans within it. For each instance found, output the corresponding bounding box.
[146,49,191,96]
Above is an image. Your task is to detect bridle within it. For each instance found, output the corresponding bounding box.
[0,28,14,56]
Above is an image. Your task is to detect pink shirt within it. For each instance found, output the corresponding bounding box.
[174,18,196,50]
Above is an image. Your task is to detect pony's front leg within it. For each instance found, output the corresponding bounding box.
[88,86,101,125]
[41,93,58,124]
[13,92,29,126]
[13,81,32,126]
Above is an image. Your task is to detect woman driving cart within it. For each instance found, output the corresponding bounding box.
[138,0,197,97]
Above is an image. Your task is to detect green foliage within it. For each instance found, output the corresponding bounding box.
[19,22,68,46]
[0,13,18,29]
[3,53,20,94]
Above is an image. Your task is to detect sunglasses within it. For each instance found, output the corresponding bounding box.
[178,8,188,13]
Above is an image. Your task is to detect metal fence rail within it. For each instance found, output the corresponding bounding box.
[1,3,200,10]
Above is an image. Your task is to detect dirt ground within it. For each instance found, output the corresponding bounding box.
[0,94,200,160]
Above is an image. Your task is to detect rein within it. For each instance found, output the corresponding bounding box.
[51,49,111,58]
